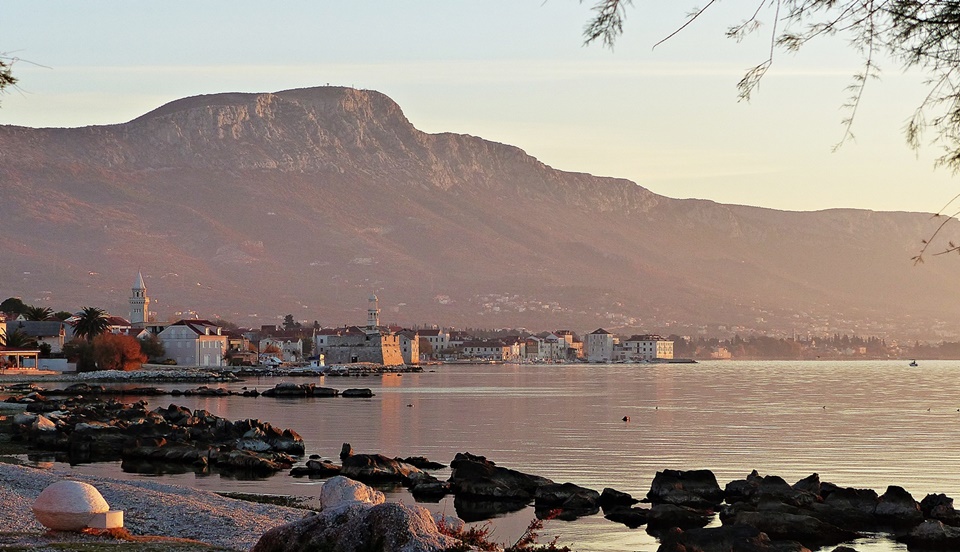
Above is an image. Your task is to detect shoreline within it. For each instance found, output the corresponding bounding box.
[0,461,309,551]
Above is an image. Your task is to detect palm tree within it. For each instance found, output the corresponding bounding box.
[0,329,38,349]
[73,307,110,341]
[23,306,53,321]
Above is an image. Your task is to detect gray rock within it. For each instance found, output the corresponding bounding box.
[251,502,461,552]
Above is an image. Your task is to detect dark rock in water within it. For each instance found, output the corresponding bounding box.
[603,505,649,528]
[535,482,600,510]
[875,485,923,527]
[409,474,451,500]
[60,383,106,395]
[899,519,960,548]
[340,443,354,460]
[921,493,960,526]
[261,382,315,398]
[793,473,821,496]
[453,494,529,522]
[251,501,460,552]
[599,487,639,508]
[213,449,294,474]
[397,456,445,470]
[647,469,724,508]
[291,459,342,478]
[725,470,765,504]
[656,523,811,552]
[810,486,879,530]
[448,452,553,500]
[646,503,714,530]
[731,510,860,548]
[342,388,374,398]
[341,452,424,482]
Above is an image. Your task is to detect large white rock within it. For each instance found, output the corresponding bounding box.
[320,475,385,511]
[33,480,110,531]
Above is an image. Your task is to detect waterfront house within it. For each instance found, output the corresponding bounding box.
[620,334,674,361]
[5,321,69,353]
[157,319,228,367]
[586,328,617,363]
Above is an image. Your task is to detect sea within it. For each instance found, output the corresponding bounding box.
[19,360,960,551]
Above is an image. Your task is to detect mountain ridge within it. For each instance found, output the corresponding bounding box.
[1,86,957,339]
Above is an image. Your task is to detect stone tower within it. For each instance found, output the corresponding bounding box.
[366,294,380,330]
[129,271,150,327]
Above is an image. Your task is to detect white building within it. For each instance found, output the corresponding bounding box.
[417,328,449,358]
[586,328,617,363]
[621,334,674,361]
[157,319,228,367]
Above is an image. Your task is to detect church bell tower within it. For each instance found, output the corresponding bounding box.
[130,271,150,327]
[366,294,380,330]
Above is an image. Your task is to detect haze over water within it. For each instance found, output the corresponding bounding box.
[47,360,960,551]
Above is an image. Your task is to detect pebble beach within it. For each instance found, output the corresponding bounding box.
[0,462,309,550]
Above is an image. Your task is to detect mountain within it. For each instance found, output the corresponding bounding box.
[1,86,958,340]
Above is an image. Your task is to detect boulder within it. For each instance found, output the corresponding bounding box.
[598,487,639,508]
[646,503,714,530]
[342,388,375,398]
[656,523,812,552]
[875,485,923,527]
[647,469,723,507]
[899,519,960,548]
[603,505,649,528]
[398,456,446,470]
[320,476,386,511]
[534,482,600,510]
[341,453,424,482]
[732,510,859,548]
[792,473,821,496]
[251,501,461,552]
[921,493,960,525]
[810,486,879,529]
[447,452,553,500]
[32,480,110,531]
[290,459,342,478]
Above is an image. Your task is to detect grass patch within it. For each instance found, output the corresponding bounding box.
[215,492,317,511]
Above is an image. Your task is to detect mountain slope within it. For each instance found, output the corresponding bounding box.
[1,86,957,339]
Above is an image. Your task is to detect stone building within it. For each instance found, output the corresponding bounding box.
[317,296,405,366]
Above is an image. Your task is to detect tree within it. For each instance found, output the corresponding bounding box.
[0,329,37,349]
[138,334,166,361]
[0,297,26,315]
[23,306,53,321]
[53,311,72,321]
[63,338,95,371]
[93,333,146,371]
[584,2,960,173]
[73,306,110,341]
[302,337,314,357]
[282,314,301,330]
[0,57,15,106]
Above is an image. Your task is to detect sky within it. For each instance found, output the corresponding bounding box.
[2,1,957,213]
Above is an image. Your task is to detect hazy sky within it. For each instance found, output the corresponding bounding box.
[3,1,956,213]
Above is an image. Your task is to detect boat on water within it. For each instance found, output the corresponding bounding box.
[909,360,919,367]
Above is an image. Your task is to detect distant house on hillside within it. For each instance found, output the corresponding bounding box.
[157,319,228,367]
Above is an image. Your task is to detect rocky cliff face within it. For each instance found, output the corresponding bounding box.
[0,86,956,338]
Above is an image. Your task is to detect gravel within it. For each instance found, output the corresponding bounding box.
[0,462,309,550]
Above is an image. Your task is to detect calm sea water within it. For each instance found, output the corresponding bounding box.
[33,360,960,551]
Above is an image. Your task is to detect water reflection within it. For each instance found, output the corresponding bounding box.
[32,360,960,551]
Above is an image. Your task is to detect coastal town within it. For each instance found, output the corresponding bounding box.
[0,271,950,373]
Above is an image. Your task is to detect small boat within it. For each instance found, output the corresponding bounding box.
[909,360,919,367]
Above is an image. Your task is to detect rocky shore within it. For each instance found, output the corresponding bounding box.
[7,385,960,550]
